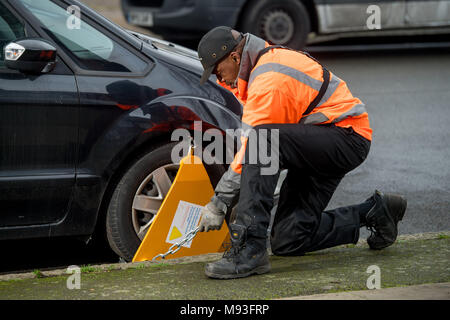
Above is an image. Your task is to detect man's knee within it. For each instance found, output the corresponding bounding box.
[270,236,308,256]
[270,226,312,256]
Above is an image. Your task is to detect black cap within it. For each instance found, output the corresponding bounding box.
[198,26,243,84]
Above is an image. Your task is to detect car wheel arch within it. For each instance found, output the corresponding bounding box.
[86,95,239,250]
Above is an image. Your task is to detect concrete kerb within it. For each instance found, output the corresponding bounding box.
[0,231,448,282]
[0,252,223,282]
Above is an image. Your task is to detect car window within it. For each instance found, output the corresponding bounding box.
[19,0,147,73]
[0,3,26,68]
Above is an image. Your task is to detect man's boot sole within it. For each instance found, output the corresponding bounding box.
[205,264,271,279]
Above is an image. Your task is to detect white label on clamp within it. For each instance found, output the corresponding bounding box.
[166,200,203,248]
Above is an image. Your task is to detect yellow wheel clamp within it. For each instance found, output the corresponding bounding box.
[132,147,230,262]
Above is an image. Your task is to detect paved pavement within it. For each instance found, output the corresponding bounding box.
[0,232,448,300]
[284,283,450,300]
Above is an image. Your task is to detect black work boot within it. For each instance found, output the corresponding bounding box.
[204,224,271,279]
[365,190,407,250]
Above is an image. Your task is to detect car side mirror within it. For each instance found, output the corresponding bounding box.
[4,38,57,74]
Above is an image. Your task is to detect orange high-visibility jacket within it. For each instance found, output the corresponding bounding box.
[211,34,372,213]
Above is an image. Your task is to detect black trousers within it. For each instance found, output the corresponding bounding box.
[234,123,371,256]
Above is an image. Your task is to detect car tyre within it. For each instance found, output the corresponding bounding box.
[241,0,311,50]
[106,142,225,262]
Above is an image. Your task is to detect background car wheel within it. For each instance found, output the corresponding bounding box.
[241,0,311,50]
[106,142,225,262]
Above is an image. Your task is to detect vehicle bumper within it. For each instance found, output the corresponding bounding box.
[121,0,242,39]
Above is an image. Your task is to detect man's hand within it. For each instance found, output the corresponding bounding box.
[198,202,225,232]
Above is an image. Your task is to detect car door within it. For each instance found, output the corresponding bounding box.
[13,0,162,231]
[0,1,78,228]
[315,0,406,33]
[405,0,450,27]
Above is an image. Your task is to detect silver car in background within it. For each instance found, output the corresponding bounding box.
[122,0,450,49]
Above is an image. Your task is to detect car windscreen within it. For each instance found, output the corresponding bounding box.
[20,0,147,73]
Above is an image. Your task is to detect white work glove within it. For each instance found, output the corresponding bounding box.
[198,202,225,232]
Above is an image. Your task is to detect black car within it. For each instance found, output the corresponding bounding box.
[0,0,242,261]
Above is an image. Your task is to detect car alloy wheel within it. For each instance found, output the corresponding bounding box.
[241,0,311,50]
[131,163,179,240]
[261,9,295,45]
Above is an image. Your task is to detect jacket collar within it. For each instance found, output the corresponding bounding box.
[236,34,267,102]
